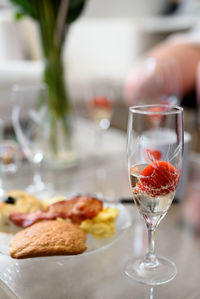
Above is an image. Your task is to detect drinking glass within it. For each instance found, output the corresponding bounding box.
[11,84,52,196]
[87,79,115,150]
[125,104,183,285]
[0,140,21,174]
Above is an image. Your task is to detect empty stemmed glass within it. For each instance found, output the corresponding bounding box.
[125,104,183,285]
[87,79,115,151]
[11,84,52,196]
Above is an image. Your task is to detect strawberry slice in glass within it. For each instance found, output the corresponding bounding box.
[89,96,112,110]
[136,161,180,197]
[145,148,162,162]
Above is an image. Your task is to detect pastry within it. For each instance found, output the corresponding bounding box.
[10,220,87,259]
[0,190,45,233]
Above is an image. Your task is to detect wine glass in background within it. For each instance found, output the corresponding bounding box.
[0,140,21,175]
[126,57,181,107]
[84,79,116,201]
[0,119,22,199]
[125,104,183,285]
[11,84,53,196]
[86,79,115,151]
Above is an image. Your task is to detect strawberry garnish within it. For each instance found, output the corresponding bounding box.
[145,148,162,161]
[148,106,167,123]
[89,96,112,110]
[135,161,180,197]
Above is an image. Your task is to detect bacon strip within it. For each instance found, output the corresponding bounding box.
[9,196,103,228]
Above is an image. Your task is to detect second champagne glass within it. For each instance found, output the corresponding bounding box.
[11,84,52,196]
[87,79,114,151]
[125,104,183,285]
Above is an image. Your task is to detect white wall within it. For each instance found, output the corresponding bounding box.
[83,0,166,18]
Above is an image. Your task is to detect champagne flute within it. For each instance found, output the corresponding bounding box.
[11,84,52,196]
[87,79,115,151]
[125,104,183,285]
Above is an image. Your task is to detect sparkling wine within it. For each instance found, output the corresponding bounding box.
[90,106,112,124]
[130,163,176,227]
[89,96,112,125]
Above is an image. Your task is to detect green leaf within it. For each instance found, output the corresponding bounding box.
[15,11,24,20]
[9,0,38,19]
[67,0,88,24]
[9,0,88,24]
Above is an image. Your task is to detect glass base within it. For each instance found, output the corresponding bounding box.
[0,187,6,201]
[125,256,177,285]
[26,182,54,198]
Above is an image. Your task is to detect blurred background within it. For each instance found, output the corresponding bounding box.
[0,0,200,151]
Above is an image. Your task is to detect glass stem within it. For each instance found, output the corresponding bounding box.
[144,227,159,267]
[33,162,43,186]
[95,125,103,149]
[149,287,154,299]
[146,288,154,299]
[0,173,6,198]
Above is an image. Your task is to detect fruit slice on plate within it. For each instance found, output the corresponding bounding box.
[135,161,180,197]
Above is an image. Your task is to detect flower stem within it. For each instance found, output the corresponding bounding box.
[35,0,73,154]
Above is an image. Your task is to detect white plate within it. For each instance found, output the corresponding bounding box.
[0,203,132,299]
[0,202,132,259]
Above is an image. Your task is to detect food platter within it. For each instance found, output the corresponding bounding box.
[0,202,132,259]
[0,201,132,299]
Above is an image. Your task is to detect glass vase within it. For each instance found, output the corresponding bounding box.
[43,110,78,169]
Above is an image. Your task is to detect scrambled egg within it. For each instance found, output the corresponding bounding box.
[45,196,120,239]
[80,207,119,239]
